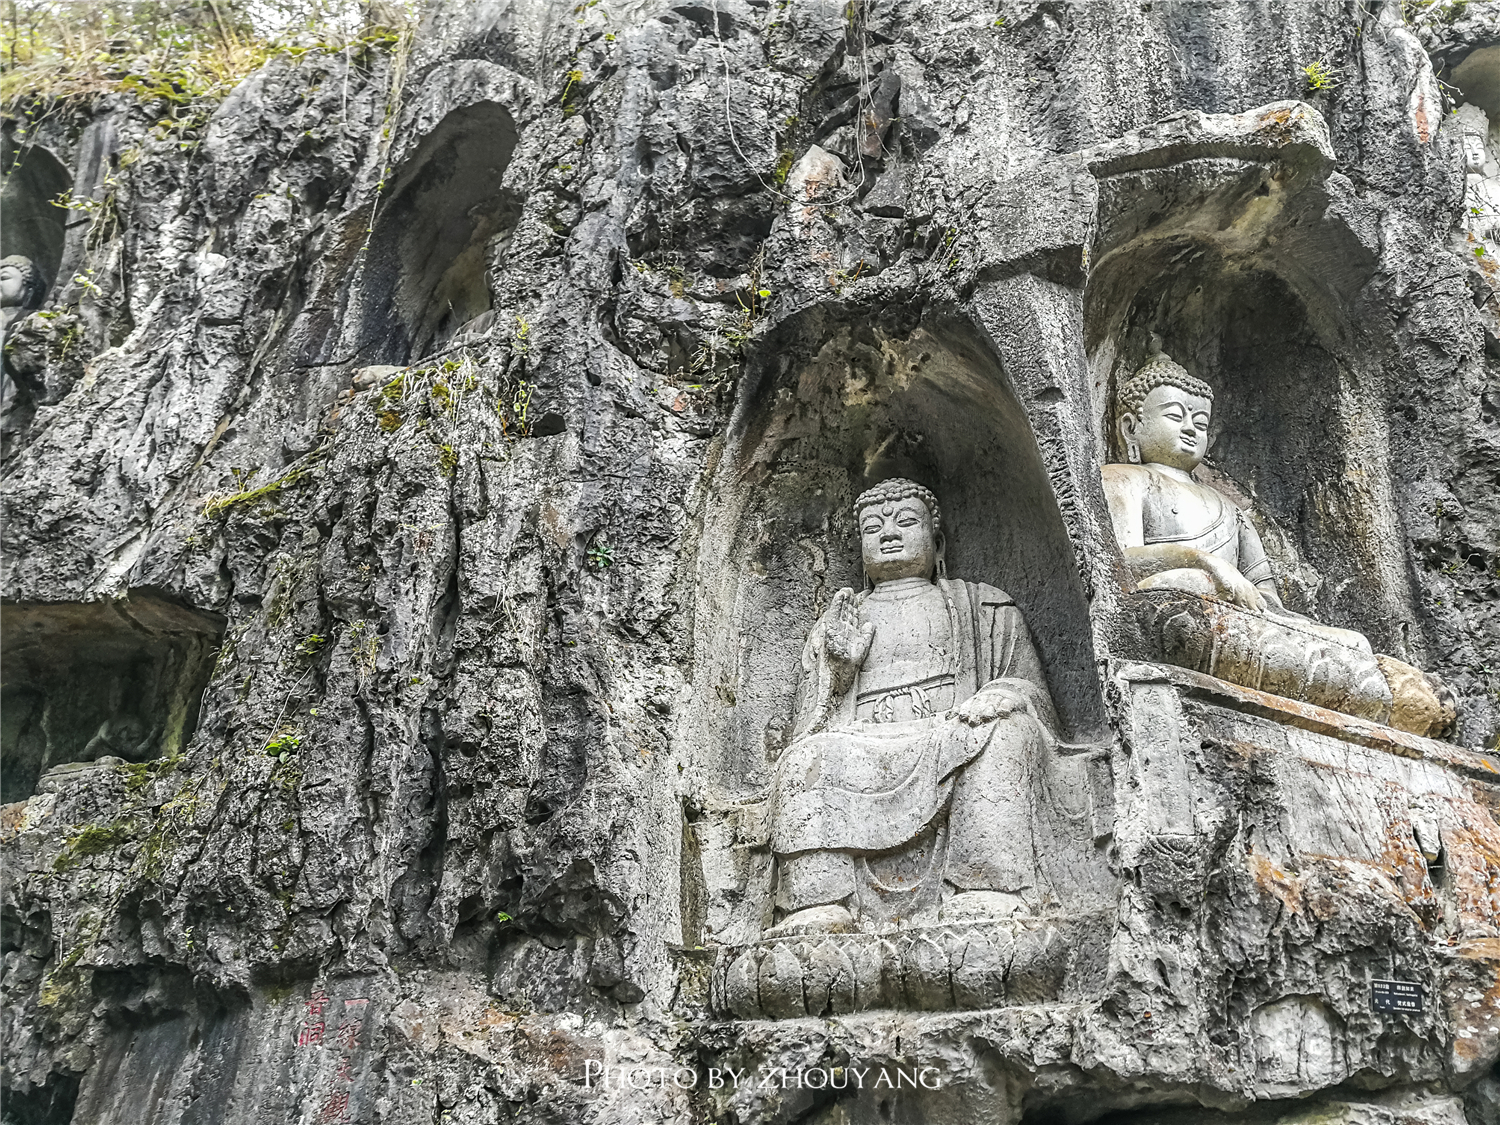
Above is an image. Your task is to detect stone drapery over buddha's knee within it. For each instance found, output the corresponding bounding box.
[764,478,1092,937]
[1101,352,1455,738]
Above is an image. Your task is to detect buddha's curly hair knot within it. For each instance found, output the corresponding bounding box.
[854,478,941,533]
[1117,353,1214,417]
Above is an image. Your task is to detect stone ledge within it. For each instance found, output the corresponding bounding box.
[1081,100,1336,179]
[1115,660,1500,783]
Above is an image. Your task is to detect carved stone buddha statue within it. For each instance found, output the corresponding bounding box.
[766,479,1089,937]
[2,256,44,395]
[1102,353,1454,737]
[1458,103,1500,249]
[1,255,43,335]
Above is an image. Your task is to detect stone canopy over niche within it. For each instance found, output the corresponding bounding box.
[353,99,520,364]
[1,594,224,802]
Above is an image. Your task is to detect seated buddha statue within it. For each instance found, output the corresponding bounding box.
[767,478,1091,936]
[1101,352,1453,737]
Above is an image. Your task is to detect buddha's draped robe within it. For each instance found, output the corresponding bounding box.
[1136,470,1274,588]
[1119,467,1394,720]
[770,577,1085,921]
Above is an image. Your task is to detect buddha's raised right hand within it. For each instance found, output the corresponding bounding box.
[817,588,874,692]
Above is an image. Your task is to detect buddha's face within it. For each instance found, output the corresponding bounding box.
[1124,383,1212,471]
[859,496,938,583]
[1464,132,1488,173]
[0,264,23,308]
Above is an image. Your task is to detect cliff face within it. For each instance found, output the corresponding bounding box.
[3,2,1499,1124]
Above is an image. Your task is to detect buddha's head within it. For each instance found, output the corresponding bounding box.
[1116,353,1215,472]
[855,478,944,584]
[1457,104,1493,175]
[0,255,42,310]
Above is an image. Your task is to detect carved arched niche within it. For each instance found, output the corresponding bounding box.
[1,138,70,297]
[1,595,223,803]
[679,312,1107,946]
[352,99,520,364]
[1083,148,1413,649]
[687,312,1104,796]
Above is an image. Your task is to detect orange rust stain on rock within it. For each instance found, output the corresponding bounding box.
[1413,91,1433,145]
[1442,809,1500,935]
[517,1021,591,1076]
[1446,940,1500,1065]
[1247,850,1304,914]
[1252,106,1296,146]
[1379,806,1440,927]
[0,801,26,838]
[1256,107,1294,124]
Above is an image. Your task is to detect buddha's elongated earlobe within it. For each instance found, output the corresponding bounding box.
[1119,414,1142,464]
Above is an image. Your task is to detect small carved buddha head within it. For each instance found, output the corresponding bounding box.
[855,478,944,584]
[1116,354,1215,471]
[0,255,43,310]
[1456,103,1494,175]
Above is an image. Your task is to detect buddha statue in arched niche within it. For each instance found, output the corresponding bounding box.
[1101,352,1454,737]
[764,479,1094,937]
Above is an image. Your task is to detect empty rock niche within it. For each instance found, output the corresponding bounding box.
[353,99,520,364]
[1,594,224,802]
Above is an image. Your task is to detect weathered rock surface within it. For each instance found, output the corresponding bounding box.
[2,2,1498,1123]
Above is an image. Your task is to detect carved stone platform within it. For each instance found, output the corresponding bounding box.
[710,914,1110,1019]
[1131,588,1394,722]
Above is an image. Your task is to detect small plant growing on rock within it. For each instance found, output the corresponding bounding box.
[201,464,311,519]
[294,634,326,658]
[830,261,866,295]
[350,621,381,681]
[774,149,795,184]
[561,68,585,114]
[265,730,301,757]
[587,540,614,570]
[1303,58,1340,93]
[498,380,532,438]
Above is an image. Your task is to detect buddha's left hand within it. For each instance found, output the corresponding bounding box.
[955,682,1032,727]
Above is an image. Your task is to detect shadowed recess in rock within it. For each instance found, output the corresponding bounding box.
[0,1070,78,1125]
[0,594,224,803]
[0,139,70,296]
[353,99,520,365]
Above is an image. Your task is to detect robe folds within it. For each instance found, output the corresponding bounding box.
[769,579,1081,919]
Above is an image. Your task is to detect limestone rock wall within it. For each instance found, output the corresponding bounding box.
[2,2,1498,1124]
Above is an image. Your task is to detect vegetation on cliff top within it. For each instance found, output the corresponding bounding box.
[0,0,409,109]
